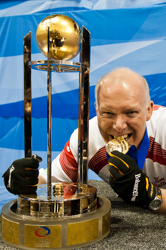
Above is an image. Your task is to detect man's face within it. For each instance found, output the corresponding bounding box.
[96,76,153,149]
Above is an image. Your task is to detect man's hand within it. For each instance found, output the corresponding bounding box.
[2,155,42,195]
[108,151,156,208]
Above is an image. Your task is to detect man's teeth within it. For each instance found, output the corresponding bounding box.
[113,135,129,140]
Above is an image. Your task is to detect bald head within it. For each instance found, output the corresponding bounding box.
[95,67,151,110]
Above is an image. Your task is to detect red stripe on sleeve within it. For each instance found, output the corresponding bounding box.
[59,140,78,182]
[146,137,166,166]
[89,147,108,175]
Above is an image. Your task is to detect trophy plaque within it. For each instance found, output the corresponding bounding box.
[1,14,111,249]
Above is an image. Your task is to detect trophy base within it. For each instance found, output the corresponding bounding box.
[1,184,111,249]
[17,183,98,217]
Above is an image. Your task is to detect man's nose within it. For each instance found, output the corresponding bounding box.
[113,115,127,132]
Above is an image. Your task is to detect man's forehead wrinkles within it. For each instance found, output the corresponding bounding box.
[100,102,139,110]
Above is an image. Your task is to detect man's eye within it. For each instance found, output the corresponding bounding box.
[103,112,115,117]
[127,111,138,116]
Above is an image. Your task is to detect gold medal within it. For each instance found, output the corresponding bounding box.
[106,136,131,155]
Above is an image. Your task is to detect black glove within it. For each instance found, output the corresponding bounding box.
[2,155,42,195]
[108,151,156,208]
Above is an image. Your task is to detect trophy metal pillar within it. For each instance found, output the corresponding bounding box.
[77,27,90,194]
[24,32,32,158]
[47,27,52,199]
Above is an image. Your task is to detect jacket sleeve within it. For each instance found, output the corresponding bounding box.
[39,130,78,183]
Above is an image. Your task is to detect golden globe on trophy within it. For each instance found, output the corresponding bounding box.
[1,14,111,249]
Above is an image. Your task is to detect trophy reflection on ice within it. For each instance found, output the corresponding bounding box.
[1,15,111,249]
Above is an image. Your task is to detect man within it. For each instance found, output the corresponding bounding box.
[3,67,166,213]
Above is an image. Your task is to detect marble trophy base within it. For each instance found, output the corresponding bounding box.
[1,183,111,249]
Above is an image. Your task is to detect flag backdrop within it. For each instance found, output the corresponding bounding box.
[0,0,166,209]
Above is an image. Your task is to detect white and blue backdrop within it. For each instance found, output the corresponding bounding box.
[0,0,166,209]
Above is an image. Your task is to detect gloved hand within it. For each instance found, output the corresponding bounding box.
[108,151,156,208]
[2,155,42,195]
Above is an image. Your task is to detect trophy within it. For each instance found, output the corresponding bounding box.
[1,15,111,249]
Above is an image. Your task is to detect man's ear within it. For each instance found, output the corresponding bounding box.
[146,101,154,121]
